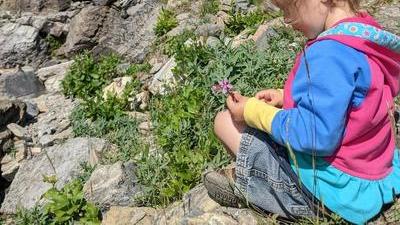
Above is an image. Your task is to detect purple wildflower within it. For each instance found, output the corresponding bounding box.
[218,79,233,94]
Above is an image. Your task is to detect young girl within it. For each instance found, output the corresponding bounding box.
[203,0,400,224]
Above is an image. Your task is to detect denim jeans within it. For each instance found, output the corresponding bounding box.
[235,127,317,219]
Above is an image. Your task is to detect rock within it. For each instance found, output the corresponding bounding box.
[251,18,281,50]
[96,1,160,63]
[102,207,158,225]
[62,6,108,56]
[93,0,117,6]
[129,91,150,111]
[216,11,230,25]
[30,147,42,156]
[195,23,225,37]
[1,141,26,182]
[235,0,250,12]
[1,155,20,182]
[44,73,64,93]
[0,130,13,142]
[0,23,47,68]
[0,0,71,13]
[207,36,221,47]
[0,69,45,98]
[149,62,164,74]
[6,123,26,139]
[49,21,65,37]
[149,57,177,95]
[0,99,26,129]
[126,111,149,122]
[83,161,138,209]
[29,93,76,147]
[24,101,39,119]
[102,77,133,99]
[0,138,112,214]
[39,134,55,147]
[373,2,400,35]
[138,121,153,134]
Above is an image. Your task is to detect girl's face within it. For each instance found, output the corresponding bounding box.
[278,0,330,39]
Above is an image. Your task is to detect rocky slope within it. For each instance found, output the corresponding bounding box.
[0,0,399,224]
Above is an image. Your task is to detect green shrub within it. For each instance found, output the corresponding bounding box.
[154,8,178,37]
[15,206,48,225]
[62,52,142,120]
[43,179,101,225]
[14,171,101,225]
[70,105,144,163]
[138,27,301,206]
[224,10,275,36]
[201,0,220,16]
[126,63,152,76]
[62,53,120,99]
[45,35,63,56]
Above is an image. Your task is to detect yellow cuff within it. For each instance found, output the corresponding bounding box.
[244,97,282,133]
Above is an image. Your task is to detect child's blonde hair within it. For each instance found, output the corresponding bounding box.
[272,0,360,13]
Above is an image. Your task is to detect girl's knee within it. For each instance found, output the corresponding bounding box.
[214,110,230,136]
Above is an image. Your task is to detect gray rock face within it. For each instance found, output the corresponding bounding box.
[102,184,274,225]
[0,99,26,129]
[0,0,71,13]
[0,70,45,98]
[36,60,74,93]
[62,6,108,56]
[0,137,112,214]
[28,93,76,148]
[0,23,47,68]
[83,161,138,209]
[96,0,159,63]
[373,2,400,35]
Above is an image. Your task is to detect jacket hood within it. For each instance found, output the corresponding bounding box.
[310,12,400,96]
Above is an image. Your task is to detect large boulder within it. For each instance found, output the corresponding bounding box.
[0,69,45,98]
[0,0,71,13]
[101,184,273,225]
[0,23,47,68]
[95,0,159,63]
[83,161,138,210]
[62,6,108,56]
[0,138,112,214]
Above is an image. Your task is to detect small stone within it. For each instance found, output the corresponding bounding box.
[0,130,13,140]
[1,155,20,182]
[206,36,221,48]
[102,77,133,100]
[177,13,190,22]
[14,140,26,161]
[49,22,65,37]
[126,111,149,122]
[149,62,164,74]
[56,120,71,133]
[6,123,26,138]
[138,122,153,135]
[53,127,73,142]
[39,135,55,147]
[25,101,39,119]
[30,147,42,156]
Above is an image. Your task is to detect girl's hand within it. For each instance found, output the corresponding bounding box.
[226,92,249,122]
[255,89,283,108]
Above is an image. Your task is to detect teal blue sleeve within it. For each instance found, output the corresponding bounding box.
[270,40,371,156]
